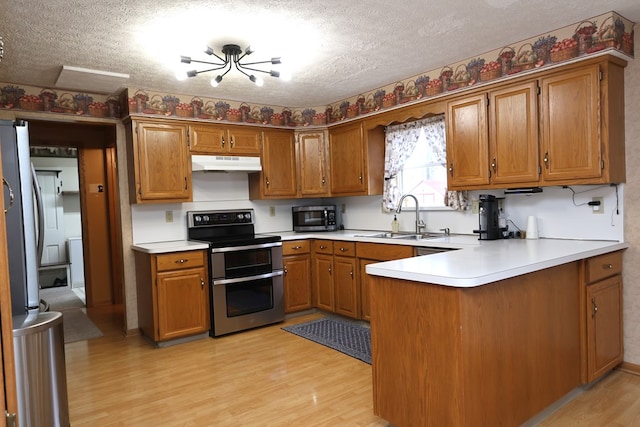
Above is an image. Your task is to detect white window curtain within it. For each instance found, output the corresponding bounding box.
[382,115,468,211]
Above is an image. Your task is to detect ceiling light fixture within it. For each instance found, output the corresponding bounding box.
[178,44,286,87]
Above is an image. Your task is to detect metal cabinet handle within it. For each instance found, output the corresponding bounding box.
[292,245,302,250]
[359,175,363,182]
[339,247,348,252]
[591,297,598,318]
[543,152,549,168]
[284,266,288,275]
[230,137,235,148]
[265,178,270,187]
[3,177,14,213]
[491,158,496,172]
[221,136,225,148]
[328,266,332,275]
[349,270,353,278]
[320,245,327,250]
[321,177,326,185]
[184,176,188,190]
[604,263,614,270]
[200,278,205,289]
[449,164,454,177]
[176,259,187,264]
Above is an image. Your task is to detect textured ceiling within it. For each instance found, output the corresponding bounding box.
[1,0,638,107]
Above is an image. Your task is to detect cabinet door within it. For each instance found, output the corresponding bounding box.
[329,123,366,195]
[156,266,209,341]
[334,256,358,319]
[489,82,540,186]
[540,65,601,182]
[260,130,297,197]
[227,125,261,155]
[359,259,378,321]
[446,94,490,188]
[314,254,334,312]
[189,124,227,154]
[135,121,191,202]
[283,254,312,313]
[586,275,623,382]
[297,132,330,196]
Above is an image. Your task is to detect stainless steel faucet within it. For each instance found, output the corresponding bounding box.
[396,194,425,234]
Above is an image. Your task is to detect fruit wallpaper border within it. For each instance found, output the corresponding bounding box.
[0,11,634,126]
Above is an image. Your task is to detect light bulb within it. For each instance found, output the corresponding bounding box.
[211,75,222,87]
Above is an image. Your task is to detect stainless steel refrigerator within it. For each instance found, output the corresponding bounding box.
[1,119,70,427]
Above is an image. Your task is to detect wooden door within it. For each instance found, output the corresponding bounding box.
[446,93,490,189]
[329,124,366,195]
[489,82,540,186]
[314,254,334,312]
[297,132,330,196]
[227,126,261,156]
[334,256,358,319]
[134,121,191,202]
[260,130,297,197]
[189,124,226,154]
[283,254,312,313]
[586,275,623,382]
[156,266,209,341]
[540,65,601,182]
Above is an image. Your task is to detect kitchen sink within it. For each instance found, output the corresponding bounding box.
[355,232,447,241]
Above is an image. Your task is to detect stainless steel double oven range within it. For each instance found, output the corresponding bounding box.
[187,209,284,337]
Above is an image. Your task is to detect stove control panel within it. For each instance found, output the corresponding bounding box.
[187,209,254,228]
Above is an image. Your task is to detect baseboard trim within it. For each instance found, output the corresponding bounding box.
[124,328,142,337]
[617,361,640,376]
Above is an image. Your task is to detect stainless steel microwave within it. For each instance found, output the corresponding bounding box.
[292,205,337,232]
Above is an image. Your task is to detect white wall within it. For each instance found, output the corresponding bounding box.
[132,170,624,243]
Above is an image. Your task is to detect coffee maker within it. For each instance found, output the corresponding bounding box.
[474,194,505,240]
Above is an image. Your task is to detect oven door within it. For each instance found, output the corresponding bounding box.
[211,242,283,280]
[211,271,284,337]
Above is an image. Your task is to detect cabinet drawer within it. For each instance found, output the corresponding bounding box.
[156,251,205,272]
[313,240,334,254]
[283,240,310,255]
[585,251,623,284]
[356,242,414,261]
[334,241,356,257]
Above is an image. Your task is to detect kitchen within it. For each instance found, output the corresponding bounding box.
[1,1,640,426]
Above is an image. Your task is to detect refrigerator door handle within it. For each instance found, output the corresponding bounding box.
[2,177,14,213]
[31,163,44,269]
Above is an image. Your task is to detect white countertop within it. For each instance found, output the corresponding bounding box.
[131,240,209,254]
[365,237,628,287]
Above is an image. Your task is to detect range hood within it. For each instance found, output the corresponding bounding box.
[191,155,262,172]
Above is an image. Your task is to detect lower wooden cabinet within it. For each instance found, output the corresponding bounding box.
[583,250,624,383]
[333,242,358,318]
[282,240,312,313]
[134,250,210,343]
[357,242,414,321]
[313,240,335,312]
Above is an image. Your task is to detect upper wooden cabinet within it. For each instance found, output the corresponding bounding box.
[540,61,625,185]
[297,131,330,197]
[248,129,297,199]
[446,56,625,190]
[329,122,384,196]
[189,123,261,156]
[447,82,540,189]
[126,119,192,203]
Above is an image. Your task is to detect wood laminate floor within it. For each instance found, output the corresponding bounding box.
[70,306,640,426]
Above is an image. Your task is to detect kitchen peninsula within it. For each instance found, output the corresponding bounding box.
[365,238,627,426]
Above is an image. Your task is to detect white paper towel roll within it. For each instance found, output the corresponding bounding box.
[526,216,539,239]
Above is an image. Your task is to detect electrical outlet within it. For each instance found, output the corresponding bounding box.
[269,206,276,217]
[165,210,173,223]
[472,200,480,214]
[592,197,604,214]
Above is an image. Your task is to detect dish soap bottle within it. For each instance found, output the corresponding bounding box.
[391,215,400,233]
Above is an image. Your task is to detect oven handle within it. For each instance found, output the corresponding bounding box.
[210,241,282,254]
[213,270,284,286]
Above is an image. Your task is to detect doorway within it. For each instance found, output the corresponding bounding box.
[26,120,123,308]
